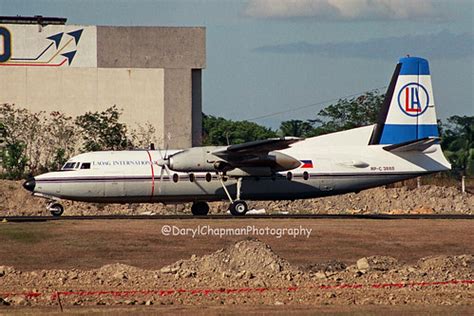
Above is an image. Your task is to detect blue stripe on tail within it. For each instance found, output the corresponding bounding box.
[379,124,439,144]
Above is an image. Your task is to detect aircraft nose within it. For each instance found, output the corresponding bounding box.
[23,177,36,192]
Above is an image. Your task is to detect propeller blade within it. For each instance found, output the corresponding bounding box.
[158,147,164,160]
[158,165,165,193]
[164,164,172,178]
[164,132,171,159]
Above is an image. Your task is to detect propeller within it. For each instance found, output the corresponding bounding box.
[156,133,172,193]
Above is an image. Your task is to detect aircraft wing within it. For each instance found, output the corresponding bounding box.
[212,137,302,159]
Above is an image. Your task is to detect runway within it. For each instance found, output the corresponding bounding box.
[2,213,473,222]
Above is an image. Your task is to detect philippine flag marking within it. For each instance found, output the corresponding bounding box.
[300,160,313,168]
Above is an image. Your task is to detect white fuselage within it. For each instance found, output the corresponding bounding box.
[32,126,451,204]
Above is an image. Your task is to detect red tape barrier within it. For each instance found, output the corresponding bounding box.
[1,279,472,301]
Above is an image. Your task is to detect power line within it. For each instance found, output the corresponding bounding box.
[242,86,387,122]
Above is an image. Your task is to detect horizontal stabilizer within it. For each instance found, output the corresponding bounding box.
[383,137,439,152]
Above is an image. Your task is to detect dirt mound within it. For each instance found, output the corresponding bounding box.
[0,238,472,307]
[1,180,472,216]
[354,256,399,272]
[94,263,154,281]
[160,239,298,285]
[417,255,473,274]
[304,260,347,273]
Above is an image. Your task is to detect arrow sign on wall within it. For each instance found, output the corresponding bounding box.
[61,51,77,65]
[67,29,83,45]
[46,32,64,49]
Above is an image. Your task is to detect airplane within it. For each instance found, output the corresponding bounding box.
[23,56,451,216]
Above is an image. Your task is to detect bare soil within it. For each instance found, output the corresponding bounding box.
[1,180,473,216]
[0,219,472,312]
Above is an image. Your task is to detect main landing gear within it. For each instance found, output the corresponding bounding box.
[219,177,249,216]
[191,201,209,216]
[47,202,64,217]
[190,177,249,216]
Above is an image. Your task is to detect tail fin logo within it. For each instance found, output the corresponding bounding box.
[397,83,429,117]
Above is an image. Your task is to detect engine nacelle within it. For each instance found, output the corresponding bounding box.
[168,147,301,173]
[169,147,224,172]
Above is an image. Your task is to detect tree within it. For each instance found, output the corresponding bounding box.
[279,120,314,137]
[0,104,78,175]
[441,115,474,175]
[1,141,28,180]
[311,91,384,134]
[75,106,132,151]
[202,114,277,146]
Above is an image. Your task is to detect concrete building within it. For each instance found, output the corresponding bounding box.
[0,16,205,148]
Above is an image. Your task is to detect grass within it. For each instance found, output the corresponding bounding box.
[0,223,51,243]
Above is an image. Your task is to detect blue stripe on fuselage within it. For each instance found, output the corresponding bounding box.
[379,124,439,144]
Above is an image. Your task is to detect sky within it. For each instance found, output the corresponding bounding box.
[0,0,473,128]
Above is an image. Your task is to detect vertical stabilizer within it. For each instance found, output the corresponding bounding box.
[370,57,439,145]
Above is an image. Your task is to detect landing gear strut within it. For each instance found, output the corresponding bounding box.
[219,177,249,216]
[47,202,64,217]
[229,200,248,216]
[191,201,209,216]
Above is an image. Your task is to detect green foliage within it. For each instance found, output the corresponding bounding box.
[277,91,385,137]
[2,141,28,180]
[75,106,132,151]
[202,114,278,146]
[311,91,384,134]
[0,122,5,146]
[0,104,78,175]
[441,115,474,175]
[48,148,68,172]
[279,120,314,137]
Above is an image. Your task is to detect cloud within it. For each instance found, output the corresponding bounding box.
[253,31,474,59]
[244,0,445,21]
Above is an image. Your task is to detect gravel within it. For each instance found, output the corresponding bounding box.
[0,239,472,307]
[1,180,473,216]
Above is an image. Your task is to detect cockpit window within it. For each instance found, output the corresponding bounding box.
[80,162,91,169]
[62,162,76,170]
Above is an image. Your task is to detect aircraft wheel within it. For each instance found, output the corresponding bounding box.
[191,202,209,216]
[229,200,248,216]
[49,203,64,217]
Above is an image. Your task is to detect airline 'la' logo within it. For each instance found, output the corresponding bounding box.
[397,83,429,117]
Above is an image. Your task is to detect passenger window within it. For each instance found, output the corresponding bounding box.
[303,171,309,180]
[173,173,179,183]
[80,163,91,169]
[286,172,293,181]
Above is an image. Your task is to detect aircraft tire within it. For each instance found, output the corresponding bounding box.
[229,200,248,216]
[191,201,209,216]
[49,203,64,217]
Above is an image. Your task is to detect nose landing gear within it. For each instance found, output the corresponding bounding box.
[47,202,64,217]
